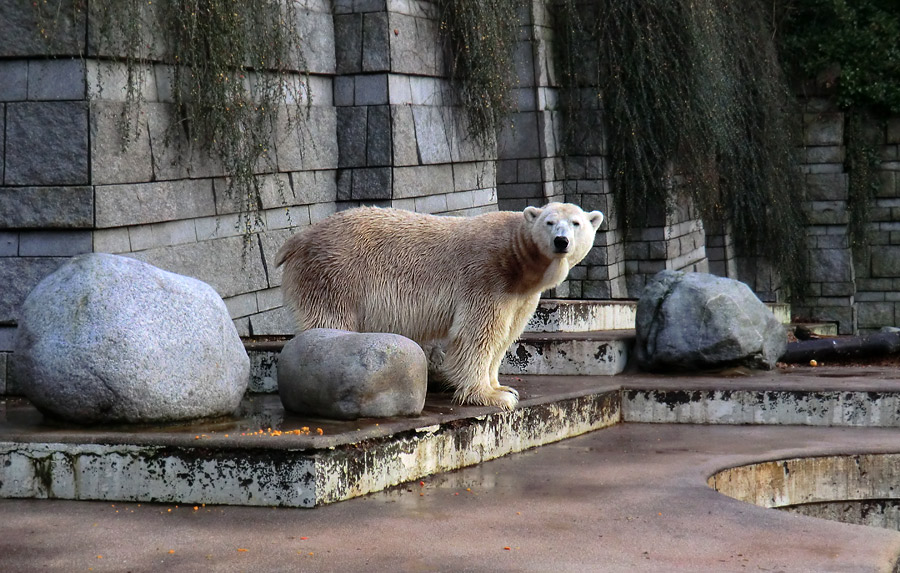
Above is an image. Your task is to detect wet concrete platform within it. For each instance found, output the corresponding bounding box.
[0,377,621,507]
[1,423,899,572]
[3,367,900,508]
[2,366,900,570]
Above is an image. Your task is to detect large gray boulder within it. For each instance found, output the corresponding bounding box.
[278,329,427,420]
[635,270,786,371]
[13,253,249,424]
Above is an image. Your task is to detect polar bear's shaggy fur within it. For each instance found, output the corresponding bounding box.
[275,203,604,410]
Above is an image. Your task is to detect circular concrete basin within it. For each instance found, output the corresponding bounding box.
[709,454,900,530]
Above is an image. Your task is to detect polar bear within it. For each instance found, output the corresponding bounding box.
[275,203,604,410]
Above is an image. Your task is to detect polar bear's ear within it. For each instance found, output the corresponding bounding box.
[524,206,543,223]
[588,210,604,231]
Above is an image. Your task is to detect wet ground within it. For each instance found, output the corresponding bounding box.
[1,422,899,572]
[2,366,900,571]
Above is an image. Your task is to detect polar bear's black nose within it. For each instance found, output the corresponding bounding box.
[554,236,569,252]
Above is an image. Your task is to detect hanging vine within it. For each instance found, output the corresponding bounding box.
[437,0,520,149]
[555,0,808,294]
[774,0,899,262]
[34,0,309,240]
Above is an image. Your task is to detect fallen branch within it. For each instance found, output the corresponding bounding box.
[780,331,900,363]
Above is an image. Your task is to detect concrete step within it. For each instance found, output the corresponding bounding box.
[247,330,635,392]
[528,299,791,333]
[0,378,621,508]
[621,370,900,427]
[788,322,839,337]
[526,299,637,332]
[500,330,633,376]
[768,302,791,324]
[4,367,899,509]
[245,298,786,389]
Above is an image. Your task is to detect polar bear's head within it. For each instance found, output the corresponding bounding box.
[524,202,604,264]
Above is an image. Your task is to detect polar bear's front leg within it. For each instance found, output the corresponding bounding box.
[487,293,541,403]
[439,329,519,411]
[449,351,519,410]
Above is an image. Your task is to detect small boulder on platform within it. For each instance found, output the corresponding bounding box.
[278,329,427,420]
[635,270,786,372]
[13,253,249,424]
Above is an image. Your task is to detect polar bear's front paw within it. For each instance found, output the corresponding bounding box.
[485,387,519,411]
[497,385,519,400]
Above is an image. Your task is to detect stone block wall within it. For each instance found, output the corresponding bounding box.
[0,0,504,394]
[789,98,857,333]
[853,115,900,333]
[623,198,709,296]
[705,221,738,280]
[4,1,900,394]
[780,99,900,335]
[333,0,497,217]
[497,1,630,300]
[0,18,96,393]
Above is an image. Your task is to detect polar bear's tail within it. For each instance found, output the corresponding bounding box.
[274,235,300,268]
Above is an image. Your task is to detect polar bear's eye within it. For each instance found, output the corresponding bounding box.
[573,221,580,227]
[546,221,554,226]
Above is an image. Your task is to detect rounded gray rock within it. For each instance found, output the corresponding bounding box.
[12,253,249,424]
[635,270,786,372]
[278,329,427,420]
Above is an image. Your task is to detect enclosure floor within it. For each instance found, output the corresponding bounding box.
[2,366,900,570]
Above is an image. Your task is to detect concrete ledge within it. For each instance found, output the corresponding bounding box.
[789,322,839,337]
[3,365,896,509]
[0,379,620,508]
[625,387,900,427]
[500,330,632,376]
[710,453,900,530]
[711,453,900,508]
[247,330,635,391]
[622,367,900,427]
[526,299,637,332]
[524,300,788,332]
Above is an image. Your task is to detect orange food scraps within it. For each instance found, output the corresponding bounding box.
[168,550,175,554]
[300,537,308,540]
[242,427,319,437]
[237,548,249,552]
[504,547,512,551]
